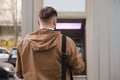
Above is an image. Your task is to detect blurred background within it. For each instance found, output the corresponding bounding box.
[0,0,21,79]
[0,0,21,50]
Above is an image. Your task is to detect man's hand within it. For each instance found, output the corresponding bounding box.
[78,52,83,60]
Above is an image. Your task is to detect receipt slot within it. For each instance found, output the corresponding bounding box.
[56,19,86,75]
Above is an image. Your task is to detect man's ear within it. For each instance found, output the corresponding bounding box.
[53,18,57,27]
[37,19,40,26]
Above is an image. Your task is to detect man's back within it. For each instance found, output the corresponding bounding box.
[16,30,84,80]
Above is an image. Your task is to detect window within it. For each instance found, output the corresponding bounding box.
[2,49,8,54]
[0,48,8,54]
[43,0,86,12]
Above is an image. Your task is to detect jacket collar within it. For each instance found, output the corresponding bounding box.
[40,26,55,30]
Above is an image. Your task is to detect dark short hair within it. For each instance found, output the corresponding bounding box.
[39,7,57,20]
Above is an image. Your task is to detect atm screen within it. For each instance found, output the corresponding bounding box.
[56,23,82,30]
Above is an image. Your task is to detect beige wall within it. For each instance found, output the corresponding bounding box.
[87,0,120,80]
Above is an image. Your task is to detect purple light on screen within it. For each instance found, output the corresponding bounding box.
[56,23,82,29]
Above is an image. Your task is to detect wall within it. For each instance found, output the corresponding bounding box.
[109,0,120,80]
[21,0,34,37]
[86,0,120,80]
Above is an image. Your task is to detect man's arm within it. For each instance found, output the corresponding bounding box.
[16,49,23,79]
[15,41,23,79]
[66,37,85,74]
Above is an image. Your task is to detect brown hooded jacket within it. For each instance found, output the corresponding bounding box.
[16,30,84,80]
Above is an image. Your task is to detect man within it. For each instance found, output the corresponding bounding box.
[16,7,85,80]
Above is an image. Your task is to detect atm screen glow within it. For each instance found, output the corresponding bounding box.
[56,23,82,29]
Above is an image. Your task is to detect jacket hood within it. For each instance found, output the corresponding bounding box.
[25,30,61,52]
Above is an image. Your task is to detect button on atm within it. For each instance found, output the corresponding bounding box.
[56,19,86,76]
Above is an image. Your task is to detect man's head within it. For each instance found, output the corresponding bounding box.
[38,7,58,28]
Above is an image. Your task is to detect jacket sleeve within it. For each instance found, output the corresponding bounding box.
[66,37,85,74]
[15,41,23,79]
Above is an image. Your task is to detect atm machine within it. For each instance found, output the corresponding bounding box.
[56,19,86,79]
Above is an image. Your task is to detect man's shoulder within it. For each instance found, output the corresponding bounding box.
[65,36,76,49]
[17,37,30,47]
[18,30,40,45]
[66,36,74,43]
